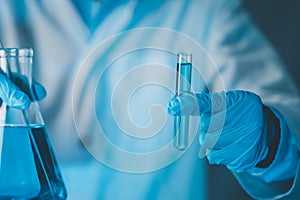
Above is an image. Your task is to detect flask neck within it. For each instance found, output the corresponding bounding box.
[0,48,44,127]
[0,48,34,101]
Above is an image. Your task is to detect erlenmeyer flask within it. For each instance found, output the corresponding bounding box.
[0,48,67,199]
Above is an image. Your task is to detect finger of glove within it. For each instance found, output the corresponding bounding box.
[196,92,227,114]
[33,80,47,100]
[3,72,46,101]
[0,74,30,109]
[199,110,252,150]
[197,90,261,115]
[199,90,262,140]
[198,91,250,156]
[225,90,263,111]
[168,91,228,116]
[168,92,200,116]
[11,73,46,101]
[207,133,261,173]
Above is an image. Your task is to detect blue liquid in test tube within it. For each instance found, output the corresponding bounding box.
[174,53,192,150]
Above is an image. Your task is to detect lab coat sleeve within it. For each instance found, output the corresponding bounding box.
[205,0,300,199]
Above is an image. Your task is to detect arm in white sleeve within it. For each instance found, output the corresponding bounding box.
[206,0,300,198]
[234,106,300,199]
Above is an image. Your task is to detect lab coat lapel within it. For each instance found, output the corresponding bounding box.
[39,0,91,47]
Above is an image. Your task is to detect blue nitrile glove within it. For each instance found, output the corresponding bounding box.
[0,73,46,109]
[168,90,280,173]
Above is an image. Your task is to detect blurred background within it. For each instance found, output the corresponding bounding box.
[245,0,300,89]
[208,1,300,199]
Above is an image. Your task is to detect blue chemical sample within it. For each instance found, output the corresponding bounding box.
[0,126,40,199]
[30,126,67,200]
[174,53,192,150]
[0,125,67,200]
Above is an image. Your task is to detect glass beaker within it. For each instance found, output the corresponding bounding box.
[0,48,67,199]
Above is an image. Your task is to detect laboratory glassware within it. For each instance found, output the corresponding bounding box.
[0,48,67,199]
[174,53,192,150]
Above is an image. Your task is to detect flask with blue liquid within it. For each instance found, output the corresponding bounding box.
[0,48,67,199]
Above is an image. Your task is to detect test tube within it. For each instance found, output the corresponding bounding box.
[174,53,192,150]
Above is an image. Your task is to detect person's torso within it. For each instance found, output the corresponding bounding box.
[0,0,233,199]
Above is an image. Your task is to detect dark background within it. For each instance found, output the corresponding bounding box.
[245,0,300,89]
[208,1,300,199]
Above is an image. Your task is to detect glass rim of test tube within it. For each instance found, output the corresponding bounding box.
[177,52,192,64]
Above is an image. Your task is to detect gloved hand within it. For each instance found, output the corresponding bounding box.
[168,90,279,173]
[0,73,46,109]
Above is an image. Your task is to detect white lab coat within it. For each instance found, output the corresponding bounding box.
[0,0,299,199]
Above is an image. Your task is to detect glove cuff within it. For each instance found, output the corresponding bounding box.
[255,106,280,168]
